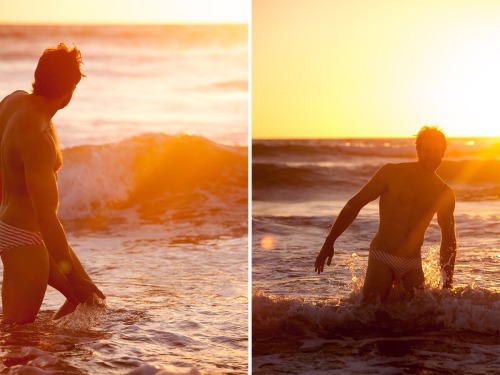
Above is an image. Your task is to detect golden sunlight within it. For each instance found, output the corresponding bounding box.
[253,0,500,139]
[423,31,500,137]
[0,0,248,25]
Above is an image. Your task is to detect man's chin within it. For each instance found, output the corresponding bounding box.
[420,160,441,172]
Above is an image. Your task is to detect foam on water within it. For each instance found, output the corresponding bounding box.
[57,133,247,234]
[254,285,499,338]
[1,234,248,374]
[253,278,499,374]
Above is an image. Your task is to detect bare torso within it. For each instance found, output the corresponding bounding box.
[370,162,448,258]
[0,91,62,231]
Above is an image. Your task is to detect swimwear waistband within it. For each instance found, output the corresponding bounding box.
[369,249,422,279]
[0,221,44,255]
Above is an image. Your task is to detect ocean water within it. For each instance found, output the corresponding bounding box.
[0,24,248,147]
[0,25,248,374]
[252,138,500,374]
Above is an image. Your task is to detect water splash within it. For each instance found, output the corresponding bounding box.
[126,364,202,375]
[422,245,443,288]
[55,295,106,331]
[58,133,247,227]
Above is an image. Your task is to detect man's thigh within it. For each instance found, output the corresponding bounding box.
[1,245,49,323]
[363,258,394,302]
[401,268,425,292]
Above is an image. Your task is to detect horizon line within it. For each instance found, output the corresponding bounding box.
[252,135,500,140]
[0,21,248,26]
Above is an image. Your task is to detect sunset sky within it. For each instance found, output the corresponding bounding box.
[0,0,248,24]
[253,0,500,138]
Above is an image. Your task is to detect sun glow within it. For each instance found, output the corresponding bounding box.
[253,0,500,139]
[0,0,248,25]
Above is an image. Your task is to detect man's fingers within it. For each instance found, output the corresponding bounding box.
[96,289,105,299]
[93,285,105,299]
[315,249,334,274]
[314,259,321,274]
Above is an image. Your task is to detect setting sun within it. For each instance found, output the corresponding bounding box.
[253,0,500,139]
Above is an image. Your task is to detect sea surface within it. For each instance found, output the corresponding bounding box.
[0,24,248,374]
[252,138,499,374]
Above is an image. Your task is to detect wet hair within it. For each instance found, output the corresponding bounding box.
[32,43,85,99]
[415,125,447,152]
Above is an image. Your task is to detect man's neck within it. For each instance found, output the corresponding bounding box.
[415,161,437,178]
[30,94,61,121]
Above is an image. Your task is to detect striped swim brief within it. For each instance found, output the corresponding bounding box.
[369,249,422,279]
[0,221,44,255]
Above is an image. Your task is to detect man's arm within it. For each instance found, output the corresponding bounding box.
[437,186,457,289]
[314,164,391,274]
[22,131,100,301]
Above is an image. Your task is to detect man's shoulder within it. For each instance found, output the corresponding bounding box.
[1,90,26,101]
[12,110,48,138]
[432,171,453,192]
[379,162,415,174]
[8,90,28,99]
[2,95,44,128]
[8,115,55,157]
[440,182,455,198]
[15,130,57,169]
[437,183,456,216]
[0,90,28,111]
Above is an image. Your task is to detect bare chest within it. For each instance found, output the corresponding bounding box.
[383,174,444,216]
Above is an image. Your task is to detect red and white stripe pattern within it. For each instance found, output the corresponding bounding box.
[369,249,422,279]
[0,221,44,255]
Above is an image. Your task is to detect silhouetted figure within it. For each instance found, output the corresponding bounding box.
[315,126,457,301]
[0,43,104,324]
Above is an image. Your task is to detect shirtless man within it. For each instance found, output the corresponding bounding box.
[0,43,104,324]
[315,126,457,301]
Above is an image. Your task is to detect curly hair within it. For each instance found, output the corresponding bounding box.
[415,125,447,152]
[32,43,86,99]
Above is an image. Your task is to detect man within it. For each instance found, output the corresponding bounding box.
[315,126,457,301]
[0,43,104,324]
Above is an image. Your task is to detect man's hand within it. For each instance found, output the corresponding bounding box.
[443,281,453,289]
[442,266,454,289]
[315,239,334,274]
[73,277,105,303]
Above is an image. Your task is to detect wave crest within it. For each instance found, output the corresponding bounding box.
[58,133,247,229]
[253,286,500,339]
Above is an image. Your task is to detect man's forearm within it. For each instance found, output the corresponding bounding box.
[440,242,457,288]
[326,200,363,243]
[38,216,76,279]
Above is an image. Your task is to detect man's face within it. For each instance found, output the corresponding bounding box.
[417,139,445,172]
[58,85,76,110]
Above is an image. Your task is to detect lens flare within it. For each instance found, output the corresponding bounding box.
[260,236,275,250]
[58,260,72,275]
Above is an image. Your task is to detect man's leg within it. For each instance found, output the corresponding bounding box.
[363,258,394,302]
[401,268,425,295]
[1,245,49,324]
